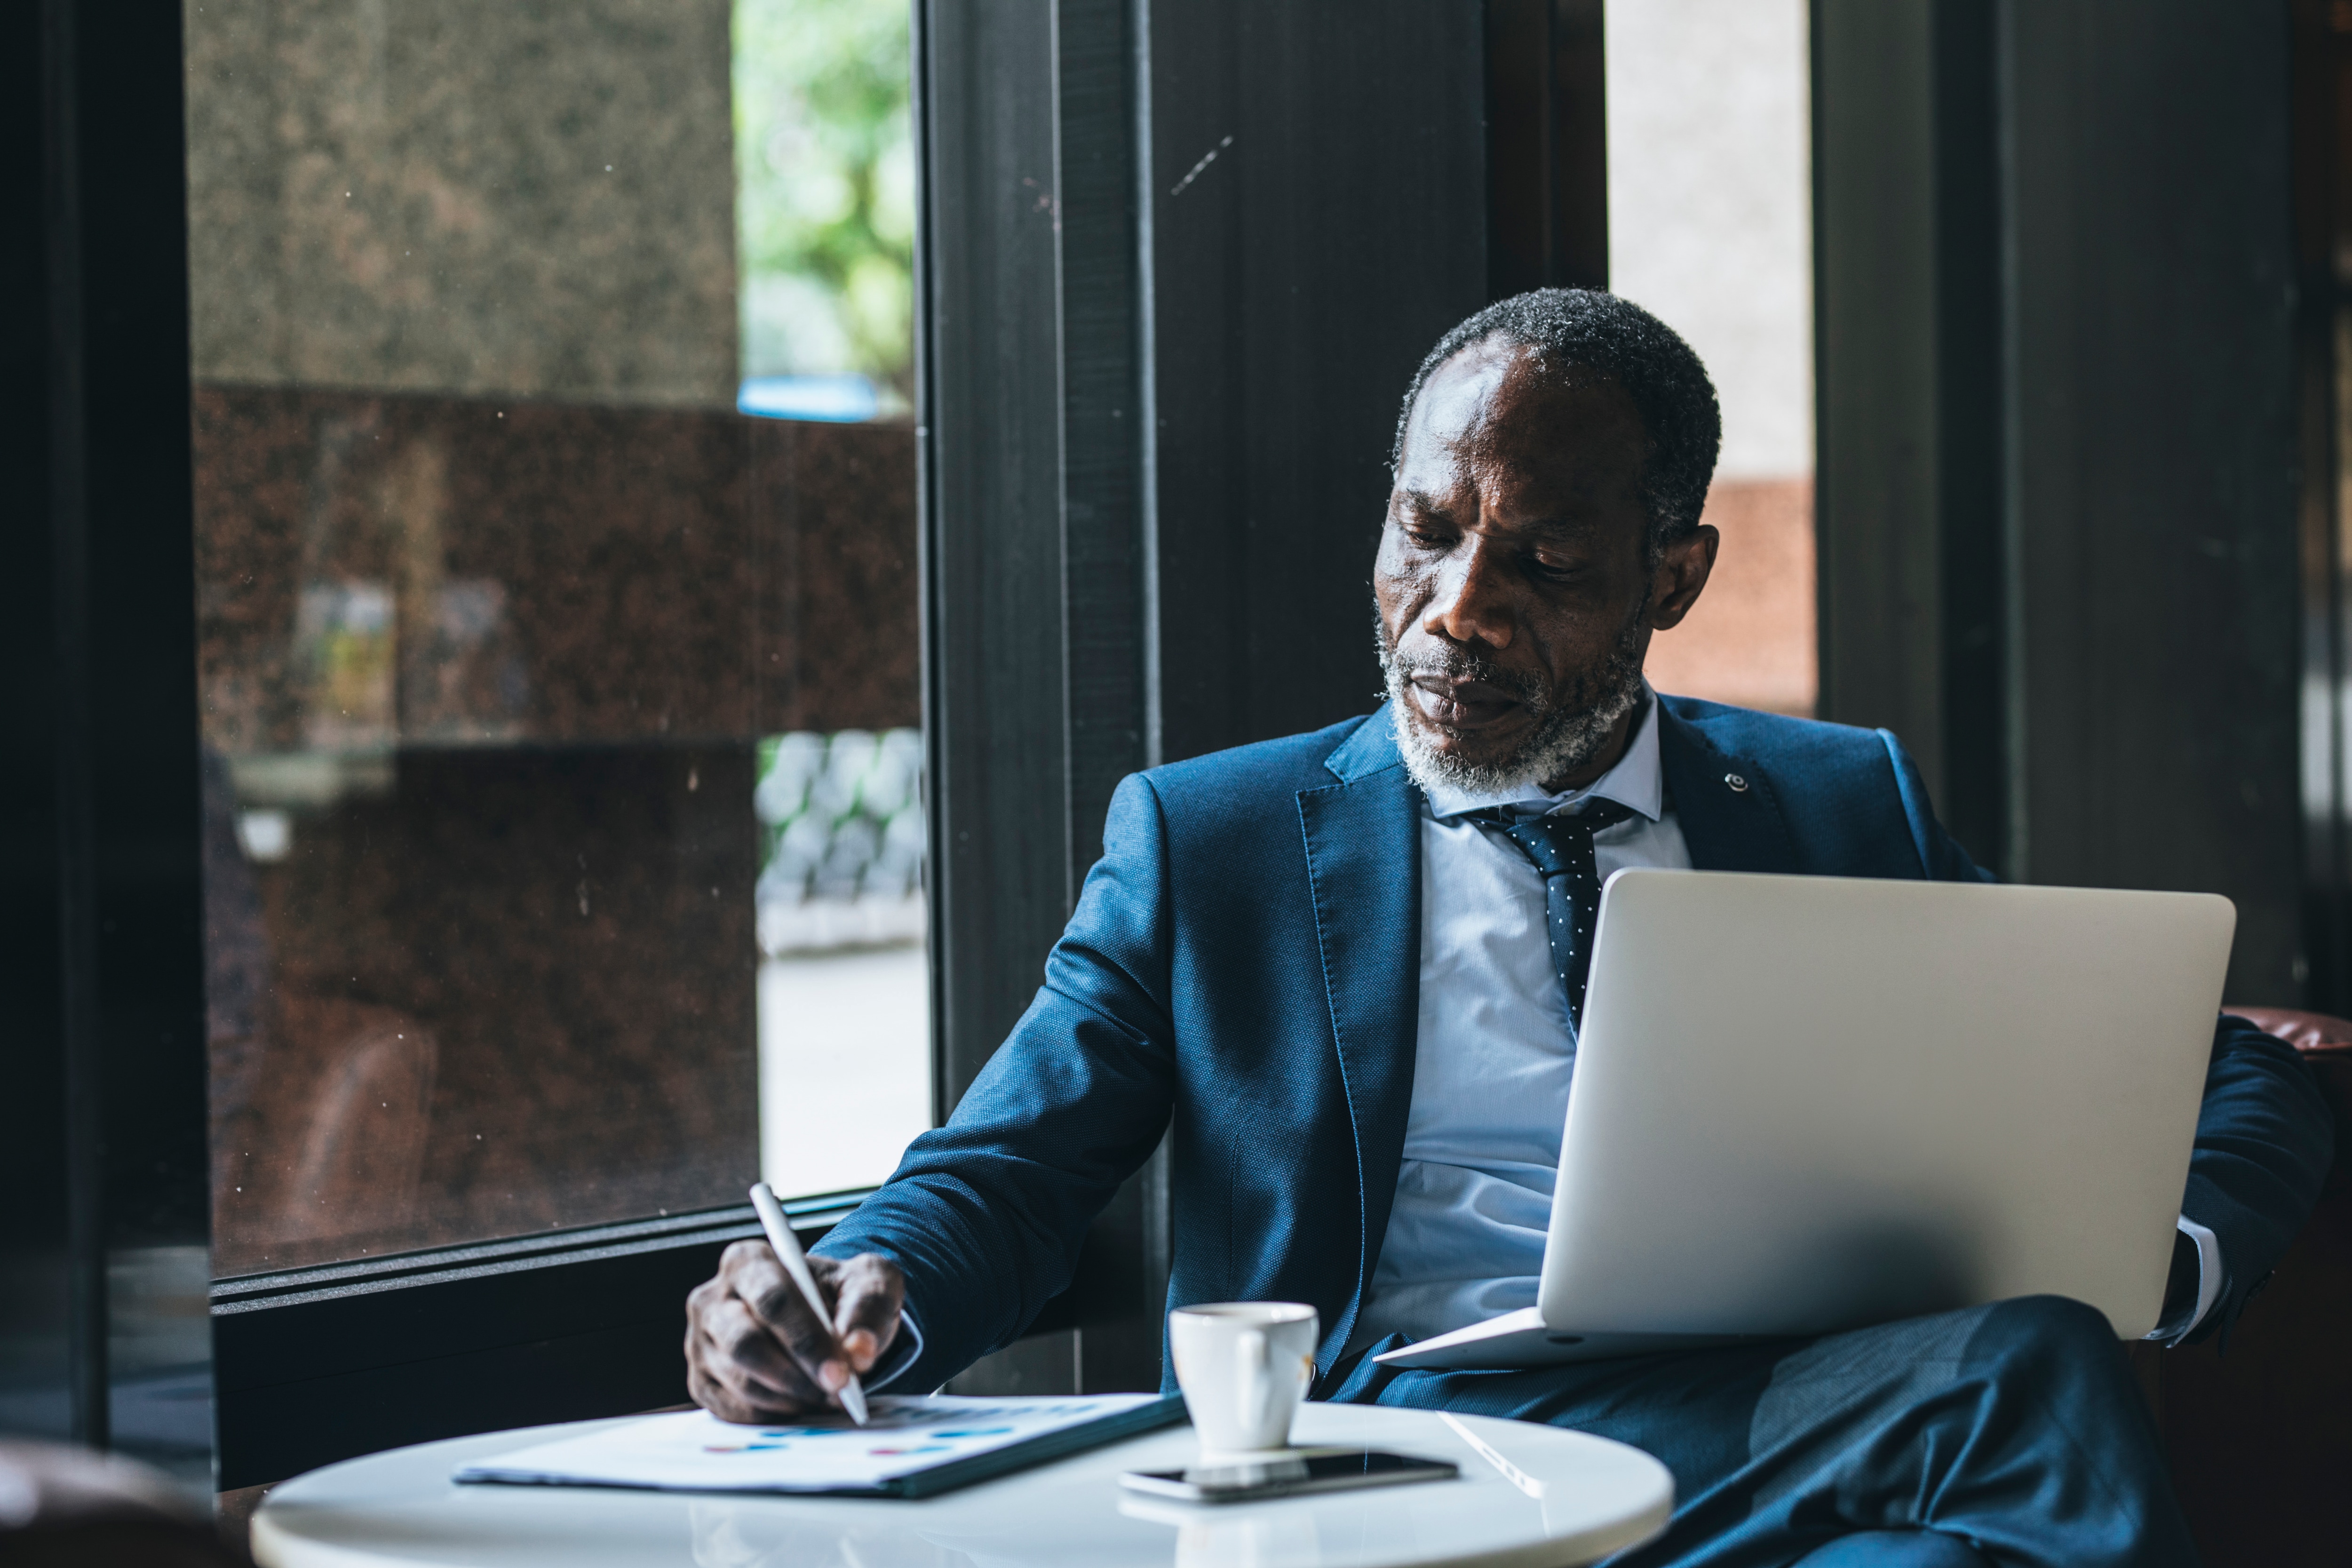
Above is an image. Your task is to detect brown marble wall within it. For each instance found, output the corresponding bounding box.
[182,0,738,407]
[194,385,918,755]
[195,384,917,1273]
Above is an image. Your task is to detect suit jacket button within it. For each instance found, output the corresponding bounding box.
[1725,773,1748,792]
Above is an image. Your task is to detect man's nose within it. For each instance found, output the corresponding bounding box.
[1422,535,1516,649]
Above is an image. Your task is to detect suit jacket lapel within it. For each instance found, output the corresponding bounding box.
[1657,700,1804,874]
[1296,713,1421,1373]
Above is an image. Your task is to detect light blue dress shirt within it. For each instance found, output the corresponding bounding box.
[1349,691,2219,1354]
[1348,693,1689,1352]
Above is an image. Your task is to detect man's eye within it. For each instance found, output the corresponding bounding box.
[1531,554,1581,578]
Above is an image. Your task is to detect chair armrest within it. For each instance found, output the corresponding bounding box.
[2225,1005,2352,1055]
[2224,1006,2352,1196]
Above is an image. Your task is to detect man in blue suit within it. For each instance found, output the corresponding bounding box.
[686,290,2333,1566]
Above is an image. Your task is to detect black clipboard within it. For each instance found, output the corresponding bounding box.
[872,1393,1188,1497]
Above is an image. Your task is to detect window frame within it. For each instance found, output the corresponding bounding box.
[10,0,212,1470]
[212,1198,828,1489]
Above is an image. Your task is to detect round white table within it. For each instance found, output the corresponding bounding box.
[251,1403,1674,1568]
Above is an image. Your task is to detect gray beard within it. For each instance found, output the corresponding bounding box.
[1376,607,1649,798]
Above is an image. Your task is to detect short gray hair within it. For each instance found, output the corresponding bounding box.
[1393,288,1723,558]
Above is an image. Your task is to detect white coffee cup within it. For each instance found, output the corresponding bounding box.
[1168,1301,1319,1458]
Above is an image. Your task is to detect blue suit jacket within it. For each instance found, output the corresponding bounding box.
[817,698,2336,1391]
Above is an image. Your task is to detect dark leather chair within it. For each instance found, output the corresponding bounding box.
[2140,1007,2352,1565]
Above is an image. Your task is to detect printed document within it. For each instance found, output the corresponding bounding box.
[455,1394,1168,1495]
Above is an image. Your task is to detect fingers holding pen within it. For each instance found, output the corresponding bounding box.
[685,1269,825,1420]
[719,1239,849,1398]
[688,1324,809,1423]
[713,1296,824,1402]
[685,1240,908,1421]
[830,1254,906,1373]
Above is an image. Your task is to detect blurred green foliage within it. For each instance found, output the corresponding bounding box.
[733,0,914,398]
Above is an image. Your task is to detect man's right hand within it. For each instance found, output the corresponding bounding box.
[684,1241,906,1423]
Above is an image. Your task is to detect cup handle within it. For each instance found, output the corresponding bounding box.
[1237,1327,1271,1438]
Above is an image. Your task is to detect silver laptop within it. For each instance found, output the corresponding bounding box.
[1374,869,2234,1370]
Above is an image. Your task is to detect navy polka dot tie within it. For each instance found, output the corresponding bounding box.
[1491,800,1637,1036]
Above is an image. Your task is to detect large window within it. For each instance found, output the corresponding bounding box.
[185,0,925,1279]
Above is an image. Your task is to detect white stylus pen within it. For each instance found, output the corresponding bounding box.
[748,1181,868,1425]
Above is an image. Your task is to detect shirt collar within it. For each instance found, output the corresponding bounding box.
[1420,685,1666,823]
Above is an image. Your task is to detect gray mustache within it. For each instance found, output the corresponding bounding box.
[1383,647,1551,712]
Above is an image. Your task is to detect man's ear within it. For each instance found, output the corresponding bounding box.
[1645,524,1719,632]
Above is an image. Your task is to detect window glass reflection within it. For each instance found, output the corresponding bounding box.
[756,731,930,1198]
[187,0,924,1277]
[735,0,915,417]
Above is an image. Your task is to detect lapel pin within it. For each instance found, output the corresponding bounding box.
[1724,773,1748,792]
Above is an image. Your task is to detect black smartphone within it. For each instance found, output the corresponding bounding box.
[1120,1448,1460,1504]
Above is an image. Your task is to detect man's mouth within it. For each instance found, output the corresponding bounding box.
[1407,675,1526,730]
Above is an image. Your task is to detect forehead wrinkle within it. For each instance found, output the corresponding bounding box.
[1453,340,1618,462]
[1444,367,1522,471]
[1402,337,1517,470]
[1508,512,1604,542]
[1470,434,1623,533]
